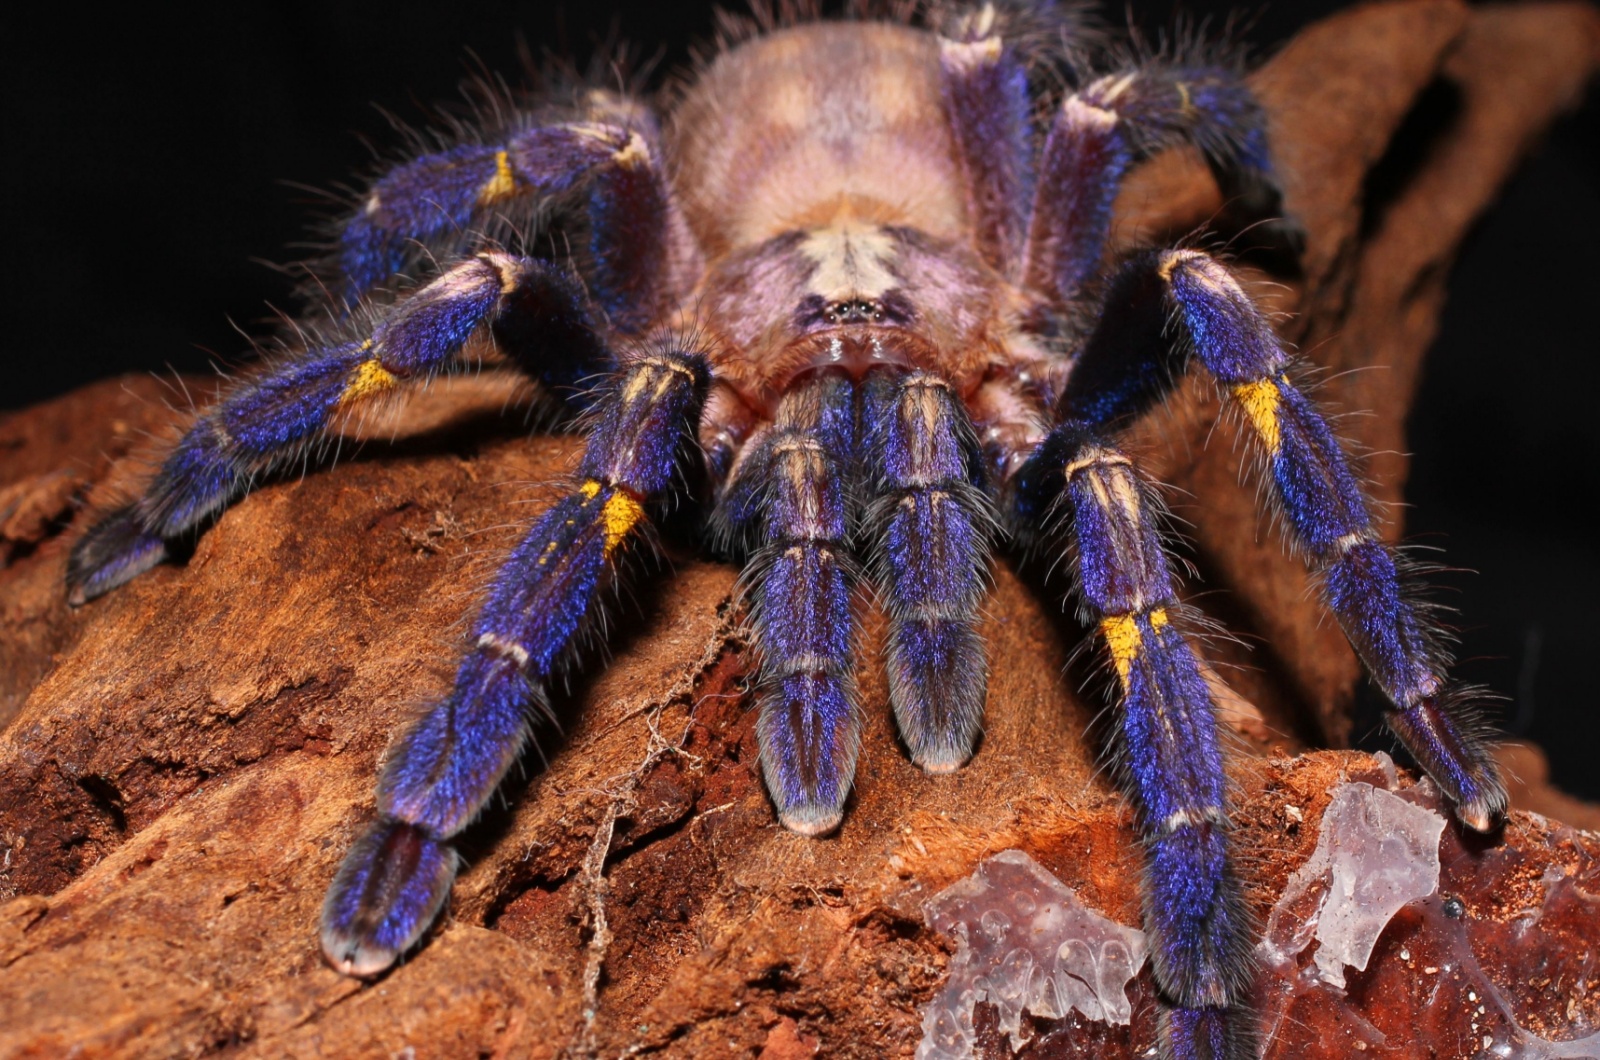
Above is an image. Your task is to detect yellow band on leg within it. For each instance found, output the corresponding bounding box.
[577,479,645,557]
[477,150,517,205]
[601,492,644,556]
[1232,377,1283,455]
[339,358,400,406]
[1100,614,1143,688]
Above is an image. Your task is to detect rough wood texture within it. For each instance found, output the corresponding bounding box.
[2,4,1597,1057]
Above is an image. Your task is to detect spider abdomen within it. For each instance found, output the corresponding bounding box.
[671,22,968,256]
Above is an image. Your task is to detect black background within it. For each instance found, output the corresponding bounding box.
[5,3,1597,799]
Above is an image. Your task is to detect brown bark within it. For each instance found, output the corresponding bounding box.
[2,4,1598,1057]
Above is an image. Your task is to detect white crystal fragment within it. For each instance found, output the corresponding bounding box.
[917,849,1146,1059]
[1266,781,1446,988]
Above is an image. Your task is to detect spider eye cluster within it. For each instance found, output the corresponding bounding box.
[823,299,885,325]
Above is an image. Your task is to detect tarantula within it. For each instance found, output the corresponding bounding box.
[65,3,1507,1057]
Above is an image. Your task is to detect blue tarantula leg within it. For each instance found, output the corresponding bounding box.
[321,348,710,977]
[1024,59,1274,303]
[1015,423,1251,1060]
[64,507,172,606]
[862,370,993,772]
[66,254,608,605]
[735,371,861,835]
[343,120,675,329]
[1157,248,1507,831]
[936,3,1033,272]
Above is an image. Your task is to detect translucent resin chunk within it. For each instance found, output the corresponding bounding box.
[1262,780,1446,988]
[917,849,1146,1058]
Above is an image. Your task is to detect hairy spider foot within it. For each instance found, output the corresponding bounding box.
[1387,690,1508,832]
[320,818,460,978]
[1164,1004,1246,1060]
[65,505,168,605]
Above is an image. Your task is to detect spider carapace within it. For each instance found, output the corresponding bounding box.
[65,5,1506,1057]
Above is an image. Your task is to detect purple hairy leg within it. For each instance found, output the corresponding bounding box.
[341,119,678,330]
[1024,60,1275,304]
[727,371,862,835]
[1156,248,1506,831]
[1012,421,1252,1060]
[1037,245,1506,833]
[862,369,993,772]
[66,256,608,605]
[321,349,709,977]
[936,4,1033,273]
[1013,423,1251,1058]
[1023,91,1133,304]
